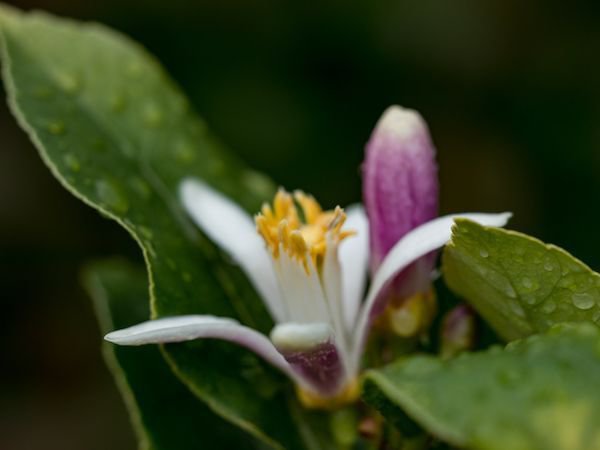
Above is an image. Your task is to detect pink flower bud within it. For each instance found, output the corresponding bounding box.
[363,106,439,271]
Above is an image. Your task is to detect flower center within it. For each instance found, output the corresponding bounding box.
[255,189,354,272]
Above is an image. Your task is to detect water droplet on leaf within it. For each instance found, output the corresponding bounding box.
[63,154,80,172]
[510,301,526,318]
[127,61,143,78]
[142,103,163,127]
[479,249,489,258]
[57,72,81,94]
[541,301,556,314]
[138,226,153,239]
[96,179,129,213]
[175,141,195,162]
[47,120,65,135]
[572,293,595,310]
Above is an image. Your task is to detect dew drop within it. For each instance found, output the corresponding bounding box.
[57,72,81,94]
[543,261,554,272]
[47,120,65,135]
[522,277,533,289]
[174,142,195,163]
[142,103,163,127]
[63,154,80,172]
[593,310,600,322]
[504,284,517,299]
[138,226,153,239]
[541,301,556,314]
[95,180,129,213]
[127,61,143,78]
[510,302,526,318]
[572,293,595,310]
[479,249,489,258]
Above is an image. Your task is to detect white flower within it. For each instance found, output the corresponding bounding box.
[105,179,509,406]
[105,107,511,408]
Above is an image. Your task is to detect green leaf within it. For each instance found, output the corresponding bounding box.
[83,259,254,450]
[442,219,600,341]
[364,322,600,450]
[0,5,305,448]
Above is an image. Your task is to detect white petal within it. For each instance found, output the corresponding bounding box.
[272,247,330,323]
[339,204,369,331]
[104,315,297,379]
[270,322,332,352]
[321,237,351,369]
[351,212,512,368]
[179,178,285,322]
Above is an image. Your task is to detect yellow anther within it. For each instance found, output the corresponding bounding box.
[294,191,322,224]
[290,231,308,255]
[255,188,354,272]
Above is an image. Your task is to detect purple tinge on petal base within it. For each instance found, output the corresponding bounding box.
[363,106,439,271]
[280,342,345,397]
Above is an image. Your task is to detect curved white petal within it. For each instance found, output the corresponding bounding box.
[322,237,351,369]
[179,178,285,322]
[273,247,329,323]
[351,212,512,369]
[270,322,332,352]
[339,204,369,331]
[104,315,298,380]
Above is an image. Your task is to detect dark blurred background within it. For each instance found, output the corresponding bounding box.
[2,1,600,448]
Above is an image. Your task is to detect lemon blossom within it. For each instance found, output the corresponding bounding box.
[105,106,511,408]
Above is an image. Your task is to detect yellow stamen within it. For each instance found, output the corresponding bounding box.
[255,188,354,272]
[296,378,361,410]
[378,289,438,337]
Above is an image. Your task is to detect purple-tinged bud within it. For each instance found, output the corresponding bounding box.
[440,304,476,358]
[363,106,439,271]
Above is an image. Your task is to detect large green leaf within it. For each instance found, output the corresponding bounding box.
[84,259,254,450]
[0,5,305,448]
[364,322,600,450]
[442,219,600,341]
